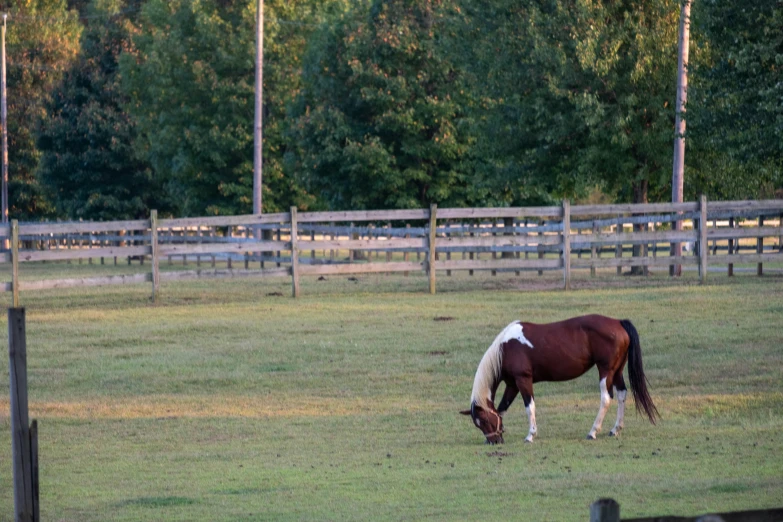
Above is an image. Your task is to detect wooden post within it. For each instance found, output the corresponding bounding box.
[590,498,620,522]
[12,219,19,307]
[30,419,39,522]
[699,195,707,283]
[491,219,497,277]
[562,200,571,290]
[616,221,623,276]
[245,228,250,269]
[151,210,160,303]
[8,308,36,522]
[514,218,520,276]
[403,224,410,276]
[276,226,281,268]
[757,215,764,276]
[290,207,300,298]
[537,220,544,276]
[428,204,437,294]
[591,220,598,278]
[446,221,451,277]
[311,228,316,264]
[469,229,474,276]
[727,217,734,277]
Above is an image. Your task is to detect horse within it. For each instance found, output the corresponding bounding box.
[460,315,658,444]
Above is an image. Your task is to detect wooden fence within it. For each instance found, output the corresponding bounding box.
[1,198,782,304]
[590,497,783,522]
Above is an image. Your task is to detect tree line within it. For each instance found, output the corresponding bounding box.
[3,0,781,221]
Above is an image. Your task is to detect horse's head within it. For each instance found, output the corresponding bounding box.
[460,402,504,444]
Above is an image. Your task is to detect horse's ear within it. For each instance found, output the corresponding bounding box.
[459,409,472,415]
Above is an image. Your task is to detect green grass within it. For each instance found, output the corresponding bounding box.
[0,270,782,521]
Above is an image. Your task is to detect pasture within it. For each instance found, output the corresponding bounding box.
[0,271,782,521]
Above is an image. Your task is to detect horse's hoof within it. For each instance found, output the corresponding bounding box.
[524,438,533,443]
[586,434,596,440]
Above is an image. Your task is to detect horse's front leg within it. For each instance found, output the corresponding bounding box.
[496,381,518,417]
[515,376,536,443]
[587,376,612,440]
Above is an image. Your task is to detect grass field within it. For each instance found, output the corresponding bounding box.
[0,269,782,521]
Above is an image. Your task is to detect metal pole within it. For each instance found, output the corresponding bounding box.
[670,0,691,277]
[2,14,9,227]
[253,0,263,216]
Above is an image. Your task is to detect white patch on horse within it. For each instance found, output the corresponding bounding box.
[501,322,534,349]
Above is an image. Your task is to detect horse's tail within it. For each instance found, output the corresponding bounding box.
[620,319,659,425]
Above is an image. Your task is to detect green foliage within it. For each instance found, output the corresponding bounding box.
[120,0,322,216]
[688,0,783,199]
[290,0,483,210]
[3,0,82,219]
[460,0,680,204]
[37,0,167,220]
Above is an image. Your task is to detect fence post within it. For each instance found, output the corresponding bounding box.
[727,217,734,276]
[590,498,620,522]
[30,419,39,522]
[616,220,623,276]
[12,218,19,307]
[699,195,708,283]
[757,215,764,276]
[428,204,437,294]
[290,207,300,298]
[562,199,571,290]
[590,220,598,278]
[150,210,160,303]
[8,307,36,522]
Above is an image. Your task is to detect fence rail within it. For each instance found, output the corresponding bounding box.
[2,198,782,303]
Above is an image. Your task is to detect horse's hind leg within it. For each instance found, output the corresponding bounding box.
[587,375,612,440]
[610,372,628,436]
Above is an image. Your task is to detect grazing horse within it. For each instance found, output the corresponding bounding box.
[460,315,658,444]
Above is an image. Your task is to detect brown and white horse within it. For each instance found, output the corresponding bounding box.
[460,315,658,443]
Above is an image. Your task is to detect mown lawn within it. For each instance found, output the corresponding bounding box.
[0,270,782,521]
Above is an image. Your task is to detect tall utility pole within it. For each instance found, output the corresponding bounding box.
[253,0,263,216]
[670,0,691,277]
[2,14,8,226]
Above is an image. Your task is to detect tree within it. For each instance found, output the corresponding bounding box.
[120,0,323,216]
[459,0,683,207]
[289,0,483,210]
[688,0,782,199]
[37,0,167,220]
[2,0,82,219]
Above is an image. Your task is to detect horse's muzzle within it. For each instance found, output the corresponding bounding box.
[485,435,504,445]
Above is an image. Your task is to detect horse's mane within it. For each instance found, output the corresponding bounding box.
[470,321,520,407]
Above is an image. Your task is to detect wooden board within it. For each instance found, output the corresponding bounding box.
[160,268,290,281]
[304,238,425,250]
[18,273,149,290]
[299,262,424,275]
[297,209,429,223]
[20,219,149,235]
[19,246,149,262]
[571,202,698,216]
[435,234,561,248]
[435,258,562,271]
[161,213,289,228]
[160,241,289,256]
[572,255,698,269]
